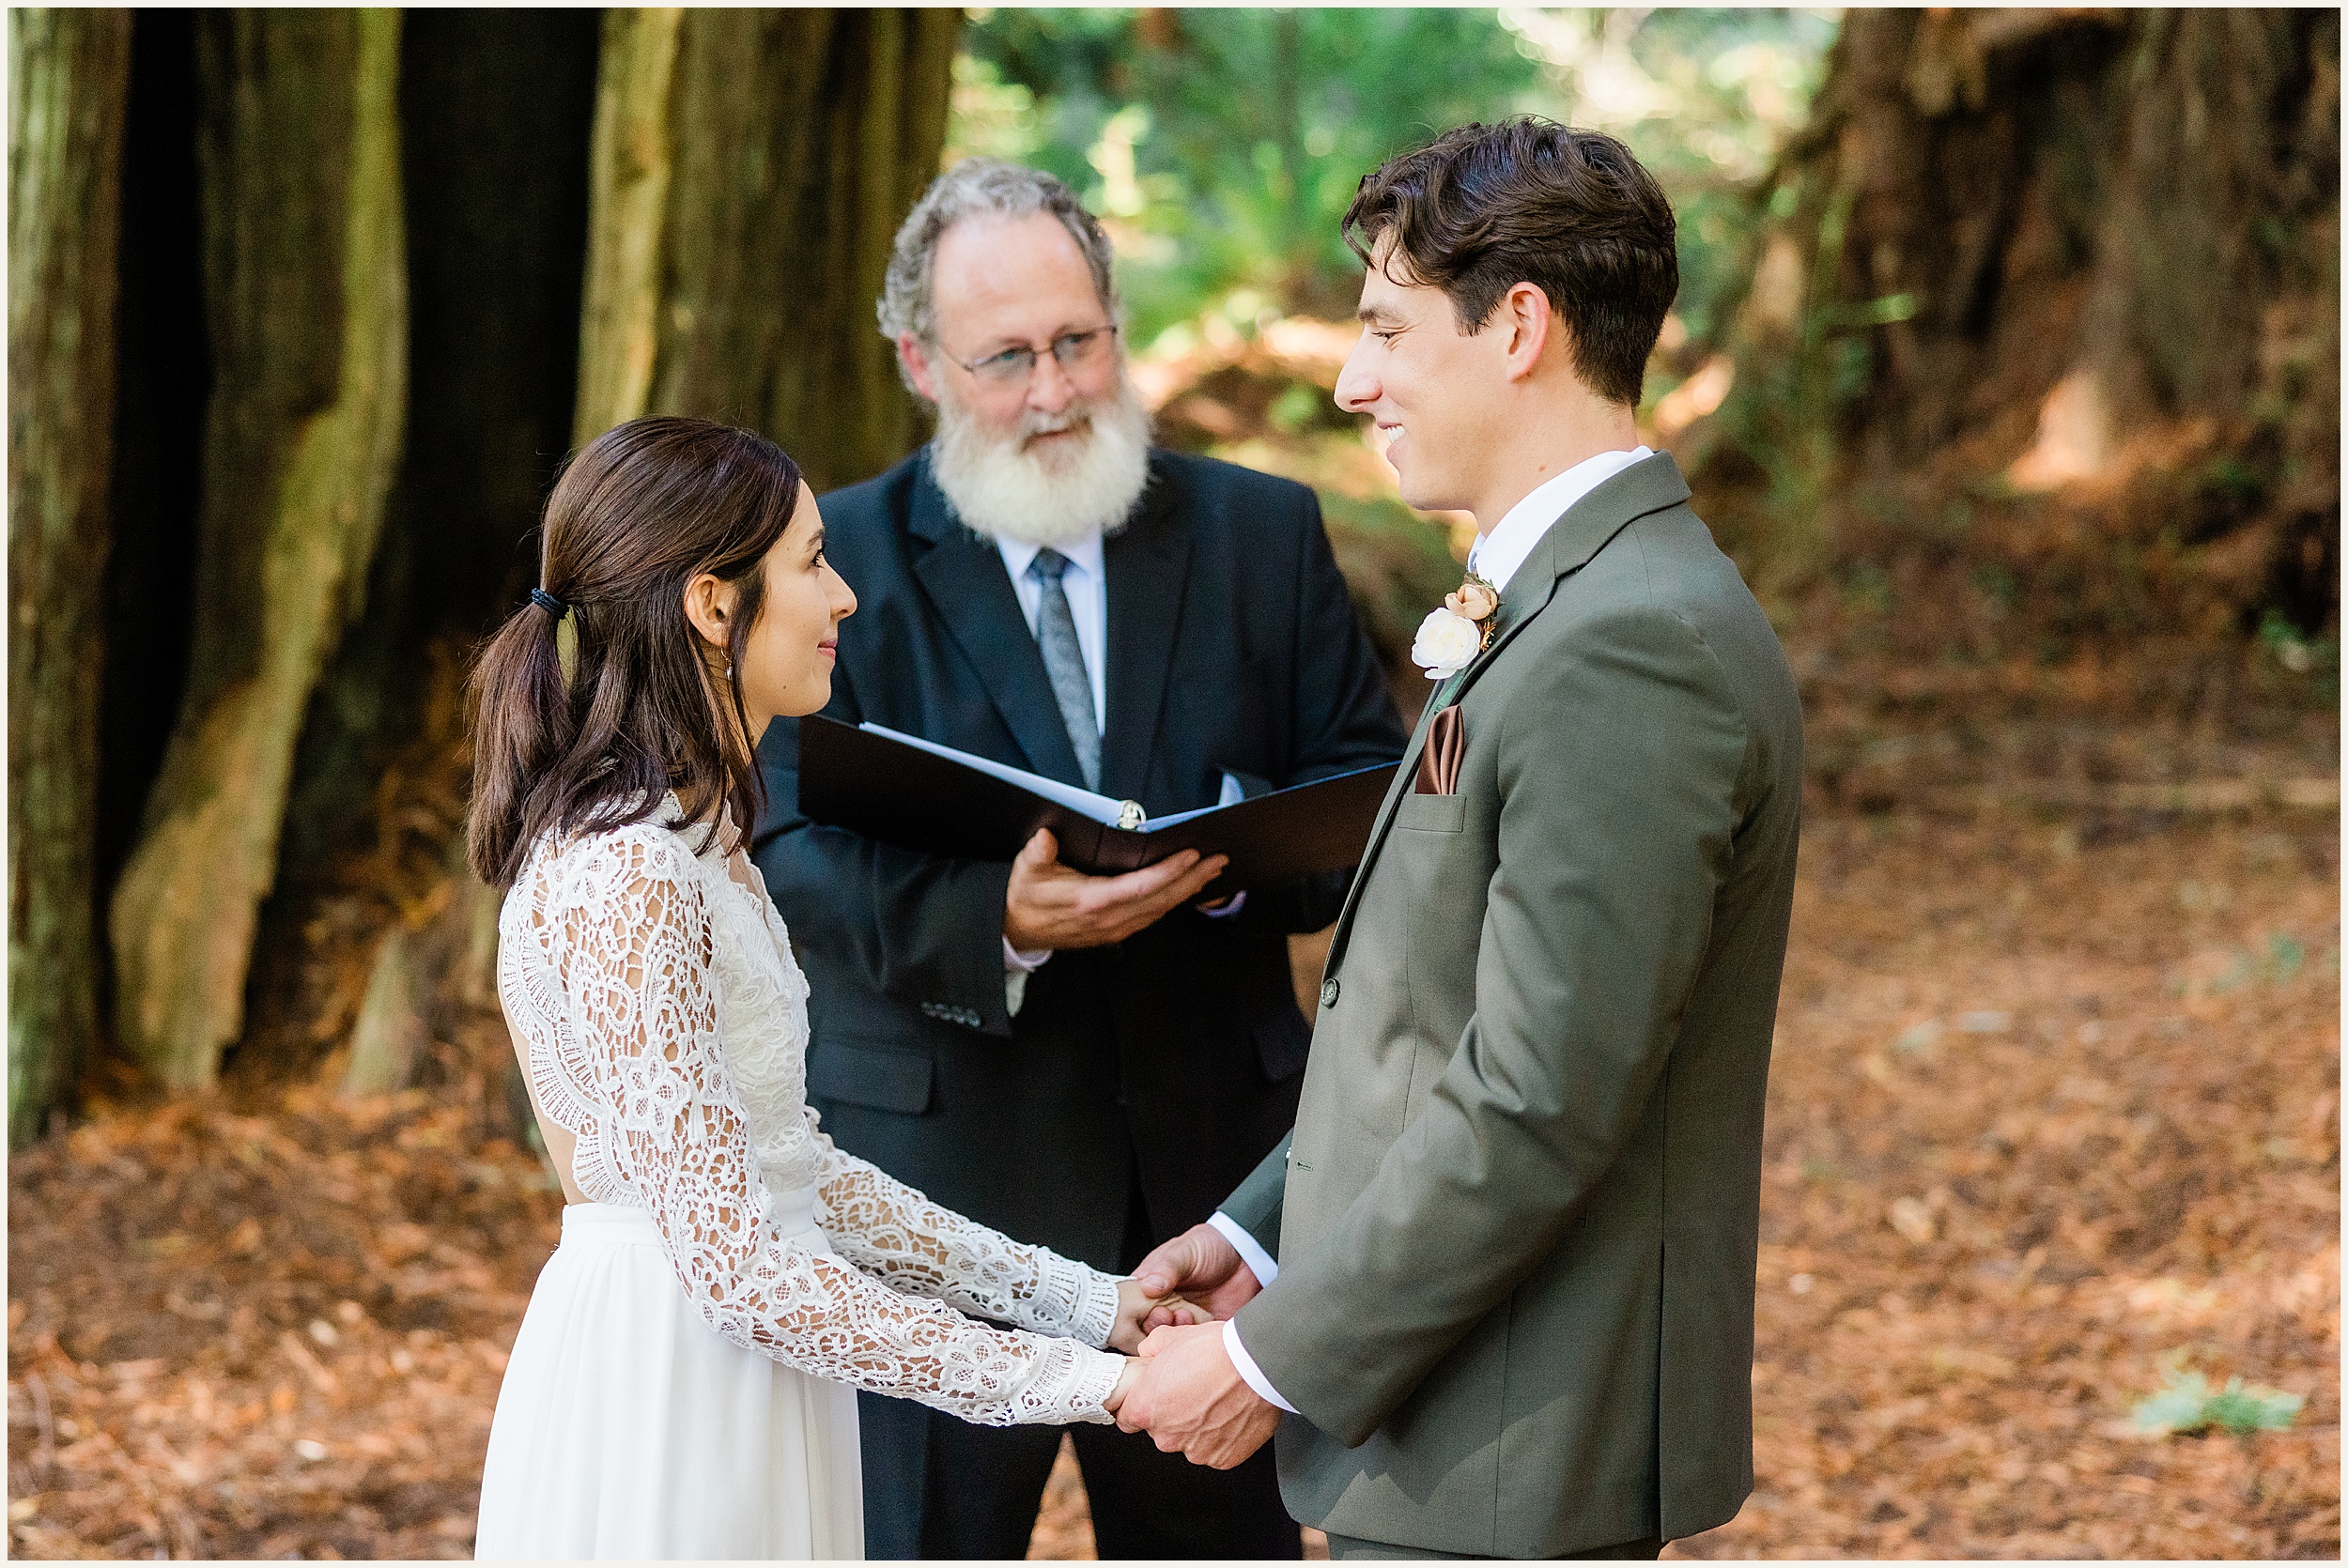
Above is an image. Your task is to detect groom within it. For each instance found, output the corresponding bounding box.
[1116,120,1804,1559]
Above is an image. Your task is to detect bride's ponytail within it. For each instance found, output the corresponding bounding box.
[466,586,581,887]
[464,418,805,892]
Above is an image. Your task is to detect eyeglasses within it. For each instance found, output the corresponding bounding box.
[946,325,1120,387]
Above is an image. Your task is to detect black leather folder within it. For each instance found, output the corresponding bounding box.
[797,715,1398,890]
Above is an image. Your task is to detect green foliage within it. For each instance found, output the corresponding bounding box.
[952,8,1838,346]
[1499,8,1838,346]
[2133,1367,2304,1437]
[2258,607,2336,684]
[956,8,1557,341]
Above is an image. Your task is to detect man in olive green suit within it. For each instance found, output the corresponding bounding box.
[1114,120,1803,1560]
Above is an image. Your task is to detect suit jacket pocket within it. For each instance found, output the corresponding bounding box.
[807,1038,935,1115]
[1394,792,1468,834]
[1413,703,1464,795]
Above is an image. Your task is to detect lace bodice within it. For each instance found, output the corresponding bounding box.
[497,801,1125,1425]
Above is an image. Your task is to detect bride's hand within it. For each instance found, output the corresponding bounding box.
[1108,1276,1210,1353]
[1103,1357,1144,1417]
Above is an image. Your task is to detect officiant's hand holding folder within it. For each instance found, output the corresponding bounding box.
[796,716,1399,893]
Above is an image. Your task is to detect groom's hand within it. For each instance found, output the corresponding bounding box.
[1135,1222,1260,1329]
[1004,830,1229,950]
[1115,1322,1279,1468]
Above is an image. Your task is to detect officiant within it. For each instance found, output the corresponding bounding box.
[751,159,1406,1560]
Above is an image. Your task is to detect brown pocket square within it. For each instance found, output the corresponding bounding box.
[1413,704,1464,795]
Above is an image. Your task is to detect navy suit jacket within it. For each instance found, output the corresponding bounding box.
[752,446,1406,1268]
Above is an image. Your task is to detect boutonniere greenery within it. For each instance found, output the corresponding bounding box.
[1410,571,1501,681]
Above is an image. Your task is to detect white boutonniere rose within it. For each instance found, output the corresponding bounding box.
[1411,607,1483,680]
[1410,571,1502,680]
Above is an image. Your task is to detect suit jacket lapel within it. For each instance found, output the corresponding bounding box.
[1447,452,1694,705]
[1321,453,1696,974]
[1099,462,1189,804]
[905,455,1090,785]
[1319,687,1451,960]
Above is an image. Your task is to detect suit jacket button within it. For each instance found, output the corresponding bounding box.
[1320,976,1340,1008]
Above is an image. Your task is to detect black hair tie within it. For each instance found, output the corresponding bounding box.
[529,587,569,619]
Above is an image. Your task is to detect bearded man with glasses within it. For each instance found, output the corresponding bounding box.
[752,159,1407,1560]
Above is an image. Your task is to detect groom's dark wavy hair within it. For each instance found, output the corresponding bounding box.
[467,417,803,890]
[1343,118,1678,406]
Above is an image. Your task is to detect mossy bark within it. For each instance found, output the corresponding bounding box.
[108,10,408,1091]
[8,8,132,1146]
[1692,11,2339,635]
[575,7,960,490]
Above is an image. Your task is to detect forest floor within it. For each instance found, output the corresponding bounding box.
[8,653,2338,1560]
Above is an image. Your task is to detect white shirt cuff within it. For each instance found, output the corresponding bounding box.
[1205,1209,1277,1286]
[1002,937,1051,973]
[1222,1317,1298,1414]
[1002,940,1051,1018]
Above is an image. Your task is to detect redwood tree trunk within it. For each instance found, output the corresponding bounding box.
[1688,10,2339,639]
[108,9,408,1091]
[318,8,959,1099]
[230,11,599,1096]
[8,8,132,1146]
[575,7,959,489]
[78,7,959,1103]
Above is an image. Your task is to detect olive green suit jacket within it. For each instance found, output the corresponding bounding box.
[1221,453,1802,1557]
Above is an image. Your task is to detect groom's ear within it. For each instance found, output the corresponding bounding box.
[1496,282,1556,385]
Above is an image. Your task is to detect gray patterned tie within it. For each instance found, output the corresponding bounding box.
[1025,548,1101,790]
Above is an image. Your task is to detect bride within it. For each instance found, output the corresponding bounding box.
[465,417,1208,1558]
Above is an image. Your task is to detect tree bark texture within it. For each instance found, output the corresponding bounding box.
[244,11,598,1097]
[1691,9,2339,634]
[574,7,960,490]
[108,9,409,1091]
[8,8,132,1147]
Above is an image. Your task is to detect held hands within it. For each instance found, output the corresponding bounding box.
[1004,830,1229,951]
[1135,1222,1263,1330]
[1109,1277,1213,1354]
[1103,1357,1145,1418]
[1104,1227,1279,1468]
[1112,1322,1281,1469]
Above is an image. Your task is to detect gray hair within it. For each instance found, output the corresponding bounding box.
[877,159,1120,370]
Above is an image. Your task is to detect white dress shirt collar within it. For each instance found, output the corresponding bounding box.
[992,530,1106,594]
[1467,446,1654,593]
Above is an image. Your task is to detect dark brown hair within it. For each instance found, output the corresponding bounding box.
[466,417,804,889]
[1343,118,1678,405]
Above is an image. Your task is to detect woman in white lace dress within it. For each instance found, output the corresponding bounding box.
[465,419,1210,1558]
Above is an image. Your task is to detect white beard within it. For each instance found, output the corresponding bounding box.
[929,372,1153,548]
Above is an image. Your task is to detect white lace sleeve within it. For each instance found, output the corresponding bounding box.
[810,1132,1122,1348]
[553,830,1123,1425]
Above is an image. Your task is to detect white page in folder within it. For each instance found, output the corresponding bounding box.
[856,722,1245,834]
[857,722,1130,825]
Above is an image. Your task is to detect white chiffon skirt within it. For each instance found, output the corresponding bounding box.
[474,1195,864,1560]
